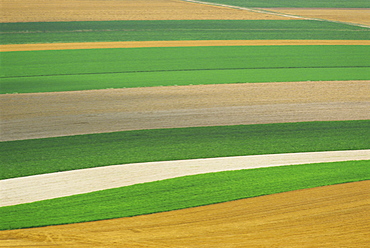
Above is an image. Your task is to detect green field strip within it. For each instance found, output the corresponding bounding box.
[2,67,369,94]
[0,160,368,230]
[196,0,370,8]
[1,121,369,180]
[1,45,369,94]
[1,20,369,45]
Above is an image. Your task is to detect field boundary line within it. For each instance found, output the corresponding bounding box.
[1,40,370,52]
[181,0,370,29]
[181,0,307,19]
[1,150,369,207]
[3,65,369,79]
[257,8,370,29]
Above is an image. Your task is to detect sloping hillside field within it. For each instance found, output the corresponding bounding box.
[0,0,369,247]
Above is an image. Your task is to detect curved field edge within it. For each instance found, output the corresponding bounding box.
[1,20,369,45]
[1,181,368,247]
[0,160,368,230]
[2,68,369,94]
[195,0,370,8]
[1,45,369,94]
[3,150,368,207]
[1,120,369,180]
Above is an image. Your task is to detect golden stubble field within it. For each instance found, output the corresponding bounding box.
[1,181,369,247]
[2,40,370,52]
[1,0,369,247]
[0,0,292,22]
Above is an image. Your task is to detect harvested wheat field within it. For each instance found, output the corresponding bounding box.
[2,81,369,141]
[0,0,293,23]
[2,40,370,52]
[263,8,370,26]
[1,180,369,247]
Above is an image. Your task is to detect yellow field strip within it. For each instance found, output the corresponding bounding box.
[1,40,370,52]
[1,150,369,207]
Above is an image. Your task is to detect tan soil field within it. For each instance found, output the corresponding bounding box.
[3,149,369,207]
[0,0,292,23]
[1,180,369,247]
[1,81,369,141]
[2,40,370,52]
[264,8,370,26]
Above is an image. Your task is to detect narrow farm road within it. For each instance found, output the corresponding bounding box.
[1,150,369,207]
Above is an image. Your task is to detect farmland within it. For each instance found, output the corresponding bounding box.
[2,45,369,93]
[1,120,369,180]
[197,0,370,8]
[1,160,369,230]
[1,20,369,45]
[1,181,368,247]
[0,0,369,246]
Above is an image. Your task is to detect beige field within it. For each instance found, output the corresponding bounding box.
[1,180,369,247]
[2,81,369,141]
[263,8,370,26]
[0,0,293,23]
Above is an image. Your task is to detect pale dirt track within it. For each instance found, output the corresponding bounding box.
[2,150,369,207]
[1,180,369,247]
[1,81,369,141]
[0,0,292,23]
[263,8,370,26]
[2,40,370,52]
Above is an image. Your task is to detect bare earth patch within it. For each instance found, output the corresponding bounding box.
[2,40,370,52]
[263,8,370,26]
[0,0,292,23]
[1,180,369,247]
[1,81,369,141]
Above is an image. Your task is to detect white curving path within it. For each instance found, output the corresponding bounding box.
[1,150,369,207]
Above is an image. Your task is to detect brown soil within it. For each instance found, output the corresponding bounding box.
[1,81,369,141]
[1,180,369,247]
[0,0,292,23]
[264,8,370,26]
[2,40,370,52]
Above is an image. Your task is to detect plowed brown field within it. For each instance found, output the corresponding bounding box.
[263,8,370,26]
[1,180,369,247]
[2,81,369,141]
[0,0,292,23]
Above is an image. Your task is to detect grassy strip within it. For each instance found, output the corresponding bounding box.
[1,45,369,93]
[2,67,369,94]
[1,20,368,45]
[0,160,369,230]
[198,0,370,8]
[4,46,367,77]
[1,121,369,180]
